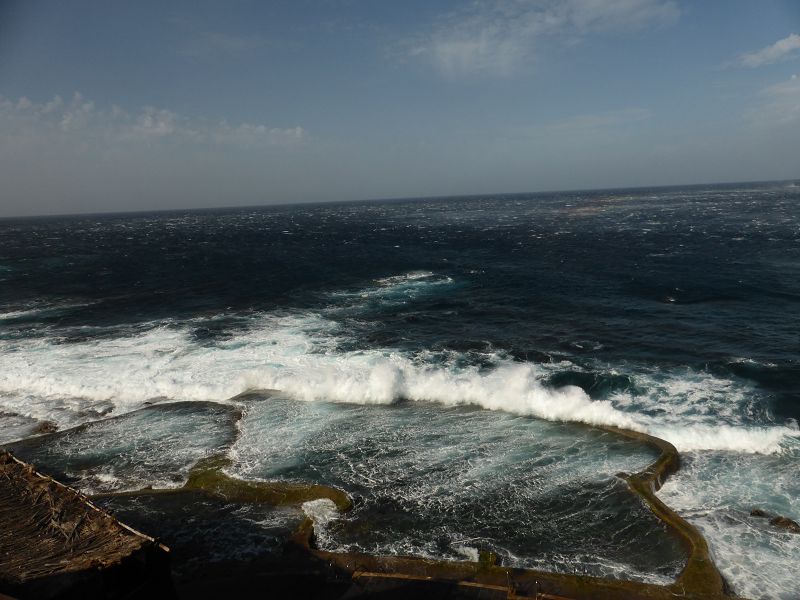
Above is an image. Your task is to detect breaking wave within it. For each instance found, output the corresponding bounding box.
[1,308,796,453]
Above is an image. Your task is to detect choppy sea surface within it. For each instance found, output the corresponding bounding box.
[1,182,799,598]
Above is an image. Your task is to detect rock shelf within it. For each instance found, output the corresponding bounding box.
[286,425,741,600]
[2,423,746,599]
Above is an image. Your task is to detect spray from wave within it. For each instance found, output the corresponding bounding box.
[1,305,796,453]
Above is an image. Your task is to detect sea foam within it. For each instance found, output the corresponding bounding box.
[0,310,796,454]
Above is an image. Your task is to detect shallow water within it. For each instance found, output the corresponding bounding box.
[8,402,239,492]
[231,395,682,582]
[8,396,684,583]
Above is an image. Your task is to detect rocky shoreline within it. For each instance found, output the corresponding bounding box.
[1,424,755,599]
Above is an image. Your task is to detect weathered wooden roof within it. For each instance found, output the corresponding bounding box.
[0,451,170,599]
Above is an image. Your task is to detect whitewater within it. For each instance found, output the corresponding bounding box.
[0,306,795,455]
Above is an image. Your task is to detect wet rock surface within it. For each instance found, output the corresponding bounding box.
[751,508,800,534]
[94,489,304,581]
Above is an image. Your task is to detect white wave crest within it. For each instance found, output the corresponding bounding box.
[329,270,454,307]
[654,424,798,454]
[0,301,93,321]
[0,310,795,454]
[0,315,634,431]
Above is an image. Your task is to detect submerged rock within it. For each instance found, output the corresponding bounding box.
[95,488,305,581]
[769,516,800,534]
[31,420,59,434]
[749,508,800,533]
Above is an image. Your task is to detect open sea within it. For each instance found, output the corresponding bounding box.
[1,181,799,599]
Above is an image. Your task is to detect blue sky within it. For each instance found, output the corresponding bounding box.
[1,0,799,216]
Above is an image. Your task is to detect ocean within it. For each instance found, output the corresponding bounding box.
[1,181,798,599]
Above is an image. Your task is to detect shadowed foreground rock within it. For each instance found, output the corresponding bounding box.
[0,451,172,600]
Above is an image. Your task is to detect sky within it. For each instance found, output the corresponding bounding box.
[0,0,799,217]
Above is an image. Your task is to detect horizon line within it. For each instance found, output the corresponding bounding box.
[1,176,797,220]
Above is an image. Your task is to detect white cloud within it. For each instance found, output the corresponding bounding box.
[58,93,96,132]
[42,95,63,114]
[212,122,305,146]
[410,0,680,77]
[750,74,800,126]
[739,33,800,68]
[0,92,305,147]
[133,107,178,137]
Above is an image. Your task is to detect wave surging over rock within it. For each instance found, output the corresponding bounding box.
[1,309,796,454]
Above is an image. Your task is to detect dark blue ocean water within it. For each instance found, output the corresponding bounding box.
[1,181,799,597]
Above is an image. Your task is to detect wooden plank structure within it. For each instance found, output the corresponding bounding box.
[0,451,172,600]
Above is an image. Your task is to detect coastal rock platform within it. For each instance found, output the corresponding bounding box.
[1,421,751,599]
